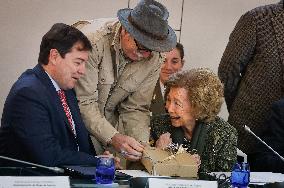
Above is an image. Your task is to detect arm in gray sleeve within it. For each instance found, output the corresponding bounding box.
[218,10,256,111]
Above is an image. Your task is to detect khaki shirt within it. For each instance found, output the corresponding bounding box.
[73,18,164,154]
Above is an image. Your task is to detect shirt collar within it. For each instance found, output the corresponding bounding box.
[111,21,122,50]
[160,79,166,98]
[45,71,61,91]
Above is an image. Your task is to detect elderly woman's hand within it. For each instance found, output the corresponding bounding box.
[191,154,201,169]
[155,132,172,149]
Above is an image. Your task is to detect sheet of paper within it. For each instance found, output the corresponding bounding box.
[250,172,284,183]
[0,176,70,188]
[148,178,218,188]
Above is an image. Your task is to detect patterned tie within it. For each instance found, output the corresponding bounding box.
[57,89,76,136]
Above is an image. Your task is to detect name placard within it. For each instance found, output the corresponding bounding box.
[148,178,218,188]
[0,176,70,188]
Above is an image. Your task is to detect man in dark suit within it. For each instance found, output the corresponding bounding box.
[250,98,284,173]
[0,23,98,167]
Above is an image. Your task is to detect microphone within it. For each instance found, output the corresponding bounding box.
[244,125,284,162]
[0,155,64,174]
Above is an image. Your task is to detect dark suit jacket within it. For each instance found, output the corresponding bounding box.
[150,79,166,117]
[218,1,284,154]
[250,99,284,173]
[0,64,97,167]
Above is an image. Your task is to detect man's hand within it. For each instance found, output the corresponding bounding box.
[110,133,144,161]
[155,132,172,149]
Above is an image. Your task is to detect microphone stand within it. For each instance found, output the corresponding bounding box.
[244,125,284,162]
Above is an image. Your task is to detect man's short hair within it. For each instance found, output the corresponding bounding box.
[175,42,185,60]
[38,23,92,65]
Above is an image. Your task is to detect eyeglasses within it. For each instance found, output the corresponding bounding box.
[134,39,152,53]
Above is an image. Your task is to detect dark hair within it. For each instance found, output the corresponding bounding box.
[176,42,184,60]
[38,23,92,65]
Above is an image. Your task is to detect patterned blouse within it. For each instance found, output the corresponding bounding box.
[150,114,238,173]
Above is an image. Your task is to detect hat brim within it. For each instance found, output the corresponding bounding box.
[118,8,177,52]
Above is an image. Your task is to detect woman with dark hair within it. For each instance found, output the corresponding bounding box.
[150,42,185,116]
[151,68,237,173]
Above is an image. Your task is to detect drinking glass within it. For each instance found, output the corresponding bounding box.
[230,162,250,188]
[95,155,115,184]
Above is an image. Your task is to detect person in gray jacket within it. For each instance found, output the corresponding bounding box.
[73,0,176,161]
[218,1,284,161]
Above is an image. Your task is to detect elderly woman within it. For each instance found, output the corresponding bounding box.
[150,68,237,173]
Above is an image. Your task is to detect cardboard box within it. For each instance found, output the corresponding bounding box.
[141,146,198,178]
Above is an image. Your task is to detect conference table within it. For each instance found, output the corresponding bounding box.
[1,167,284,188]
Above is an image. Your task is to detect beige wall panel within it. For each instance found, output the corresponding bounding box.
[180,0,278,119]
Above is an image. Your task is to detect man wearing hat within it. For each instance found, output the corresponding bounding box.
[73,0,176,162]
